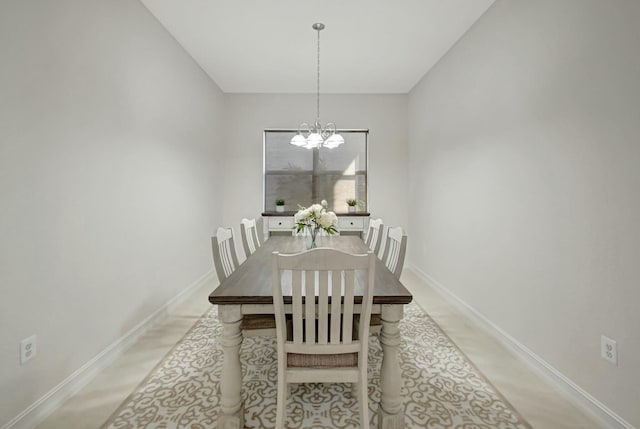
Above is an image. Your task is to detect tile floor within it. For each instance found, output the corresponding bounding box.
[36,269,602,429]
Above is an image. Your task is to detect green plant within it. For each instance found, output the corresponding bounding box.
[346,199,358,207]
[275,199,285,206]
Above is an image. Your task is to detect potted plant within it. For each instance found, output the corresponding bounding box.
[275,199,285,212]
[346,198,358,213]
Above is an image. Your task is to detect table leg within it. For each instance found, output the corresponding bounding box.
[378,304,404,429]
[218,305,244,429]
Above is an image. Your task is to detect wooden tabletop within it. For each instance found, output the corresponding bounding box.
[209,235,413,306]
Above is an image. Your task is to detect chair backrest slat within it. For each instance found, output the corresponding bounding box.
[240,218,261,257]
[318,271,329,344]
[305,270,316,344]
[388,240,399,272]
[221,240,233,276]
[342,270,355,344]
[212,227,240,283]
[382,226,407,280]
[292,270,303,344]
[330,270,342,344]
[365,218,384,257]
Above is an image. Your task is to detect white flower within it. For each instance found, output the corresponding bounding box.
[309,204,323,216]
[318,211,338,229]
[294,208,311,223]
[321,200,328,209]
[317,212,332,228]
[328,211,338,225]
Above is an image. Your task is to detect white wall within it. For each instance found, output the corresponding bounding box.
[0,0,226,425]
[223,93,408,257]
[408,0,640,426]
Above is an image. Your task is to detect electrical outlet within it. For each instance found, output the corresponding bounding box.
[601,335,617,365]
[20,335,37,365]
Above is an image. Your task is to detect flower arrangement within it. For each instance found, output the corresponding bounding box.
[294,200,338,248]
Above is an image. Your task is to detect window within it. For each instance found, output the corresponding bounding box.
[264,130,368,213]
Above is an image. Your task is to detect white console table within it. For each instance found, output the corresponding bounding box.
[262,212,370,241]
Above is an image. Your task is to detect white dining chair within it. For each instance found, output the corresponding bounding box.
[213,226,276,336]
[272,248,375,429]
[240,218,261,258]
[381,226,407,280]
[361,227,407,337]
[364,218,384,257]
[211,227,240,283]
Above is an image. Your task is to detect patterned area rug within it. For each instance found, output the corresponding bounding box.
[102,303,531,428]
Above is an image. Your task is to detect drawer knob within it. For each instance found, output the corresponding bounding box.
[350,221,354,225]
[278,222,282,225]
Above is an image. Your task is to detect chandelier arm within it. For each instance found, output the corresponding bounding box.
[322,123,336,140]
[298,122,311,137]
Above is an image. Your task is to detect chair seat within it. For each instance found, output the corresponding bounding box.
[287,352,358,368]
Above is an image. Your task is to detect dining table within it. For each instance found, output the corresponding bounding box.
[209,234,413,429]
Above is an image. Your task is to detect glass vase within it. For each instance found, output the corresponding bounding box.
[308,226,318,249]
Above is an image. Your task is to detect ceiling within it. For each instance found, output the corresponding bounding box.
[139,0,495,94]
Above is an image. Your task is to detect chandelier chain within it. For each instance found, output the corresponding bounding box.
[316,26,321,122]
[290,22,343,149]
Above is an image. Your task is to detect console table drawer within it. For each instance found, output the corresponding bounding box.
[338,217,365,230]
[268,217,294,230]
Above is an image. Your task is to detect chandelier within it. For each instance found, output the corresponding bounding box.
[290,23,344,149]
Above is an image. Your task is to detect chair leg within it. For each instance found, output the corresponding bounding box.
[275,377,286,429]
[358,369,370,429]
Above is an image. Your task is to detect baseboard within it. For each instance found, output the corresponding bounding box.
[408,266,635,429]
[2,269,215,429]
